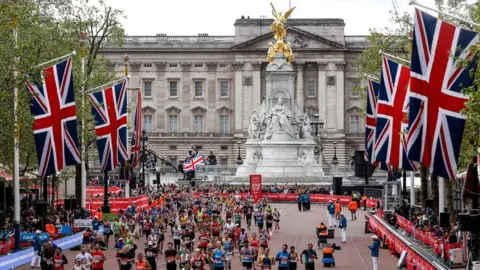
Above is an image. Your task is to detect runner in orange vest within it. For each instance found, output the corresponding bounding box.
[348,200,358,220]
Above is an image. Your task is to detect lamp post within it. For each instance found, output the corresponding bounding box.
[141,130,149,187]
[236,140,243,165]
[332,141,339,176]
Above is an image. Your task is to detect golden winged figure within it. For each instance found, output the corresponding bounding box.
[268,3,296,63]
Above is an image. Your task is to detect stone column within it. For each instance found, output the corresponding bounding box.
[233,62,244,135]
[317,62,327,126]
[155,62,166,131]
[206,62,218,132]
[252,62,262,109]
[335,62,345,131]
[181,62,192,131]
[410,172,416,205]
[296,61,305,108]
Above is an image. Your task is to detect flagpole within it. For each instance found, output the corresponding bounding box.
[409,0,480,28]
[86,76,129,94]
[33,51,76,69]
[124,55,130,199]
[379,50,411,64]
[80,32,87,209]
[12,14,21,251]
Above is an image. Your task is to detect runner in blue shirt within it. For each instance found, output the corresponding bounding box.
[274,244,291,270]
[211,242,225,270]
[239,239,254,270]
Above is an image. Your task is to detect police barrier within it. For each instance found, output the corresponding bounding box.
[20,232,49,243]
[0,231,84,269]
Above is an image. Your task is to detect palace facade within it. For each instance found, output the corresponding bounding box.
[99,18,371,170]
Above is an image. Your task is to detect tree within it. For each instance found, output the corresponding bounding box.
[0,0,124,205]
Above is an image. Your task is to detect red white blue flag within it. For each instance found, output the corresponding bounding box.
[408,8,478,179]
[183,153,205,172]
[373,57,416,171]
[26,58,80,177]
[129,90,142,168]
[89,80,129,172]
[365,78,380,163]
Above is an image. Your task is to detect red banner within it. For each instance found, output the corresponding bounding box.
[249,174,262,203]
[55,195,149,213]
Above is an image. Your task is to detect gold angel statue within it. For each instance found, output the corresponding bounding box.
[269,3,295,41]
[267,3,296,63]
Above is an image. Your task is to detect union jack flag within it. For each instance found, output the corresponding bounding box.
[373,57,416,171]
[89,80,129,172]
[183,153,205,172]
[408,8,478,180]
[365,78,380,163]
[129,90,142,168]
[26,58,80,177]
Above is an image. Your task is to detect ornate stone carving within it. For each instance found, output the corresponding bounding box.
[206,62,218,71]
[130,62,141,72]
[216,106,233,113]
[190,106,207,114]
[251,62,262,71]
[243,76,253,86]
[142,106,156,113]
[317,62,328,71]
[165,105,182,113]
[181,62,192,71]
[327,76,336,86]
[155,62,167,71]
[290,34,309,48]
[232,62,244,71]
[335,62,346,71]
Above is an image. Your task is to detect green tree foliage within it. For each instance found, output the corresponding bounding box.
[0,0,124,177]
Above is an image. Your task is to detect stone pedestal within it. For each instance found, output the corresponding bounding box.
[235,54,324,182]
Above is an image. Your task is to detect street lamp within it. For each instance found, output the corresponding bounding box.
[332,141,339,175]
[310,113,325,136]
[236,140,243,165]
[141,130,149,187]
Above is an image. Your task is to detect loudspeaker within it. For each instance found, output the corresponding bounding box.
[425,199,434,209]
[354,151,366,177]
[439,212,450,228]
[64,198,72,210]
[156,173,160,185]
[0,211,4,227]
[440,212,450,228]
[36,201,48,216]
[458,213,471,231]
[472,214,480,232]
[333,177,343,195]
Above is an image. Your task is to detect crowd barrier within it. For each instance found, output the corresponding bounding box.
[395,213,463,261]
[0,231,84,269]
[192,192,379,207]
[86,186,122,198]
[369,213,438,270]
[55,195,149,213]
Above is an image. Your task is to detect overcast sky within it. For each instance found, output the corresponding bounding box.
[103,0,444,36]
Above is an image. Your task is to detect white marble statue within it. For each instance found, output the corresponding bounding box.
[265,98,294,140]
[248,109,262,139]
[301,109,313,139]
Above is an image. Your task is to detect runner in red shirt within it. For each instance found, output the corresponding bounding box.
[53,248,68,270]
[198,229,210,252]
[91,244,106,270]
[190,248,206,270]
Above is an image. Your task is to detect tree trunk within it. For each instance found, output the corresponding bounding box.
[420,166,429,209]
[445,179,455,222]
[431,174,439,215]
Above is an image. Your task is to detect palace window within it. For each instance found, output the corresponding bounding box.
[194,81,203,97]
[143,81,152,97]
[169,145,177,150]
[220,145,228,150]
[307,79,316,97]
[169,81,178,97]
[169,157,177,165]
[220,80,229,97]
[143,115,152,132]
[220,157,228,165]
[351,79,361,98]
[194,115,204,133]
[168,115,179,133]
[220,115,229,136]
[350,115,360,133]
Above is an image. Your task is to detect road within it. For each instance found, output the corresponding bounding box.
[19,203,398,269]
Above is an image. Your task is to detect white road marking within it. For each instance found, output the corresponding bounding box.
[350,236,369,270]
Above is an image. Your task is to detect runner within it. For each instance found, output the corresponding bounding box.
[211,242,226,270]
[144,241,158,270]
[239,239,254,270]
[190,248,206,270]
[257,248,275,270]
[165,242,179,270]
[274,244,291,270]
[300,243,318,270]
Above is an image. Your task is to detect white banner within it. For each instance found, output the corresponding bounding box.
[73,219,93,228]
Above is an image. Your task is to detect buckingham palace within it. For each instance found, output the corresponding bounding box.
[100,17,371,171]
